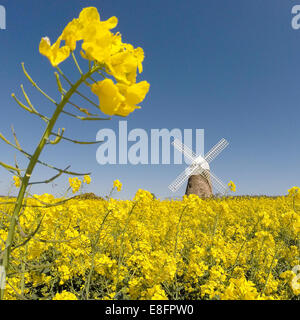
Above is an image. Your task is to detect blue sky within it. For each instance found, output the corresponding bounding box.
[0,0,299,199]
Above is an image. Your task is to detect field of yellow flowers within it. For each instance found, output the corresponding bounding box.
[0,185,299,300]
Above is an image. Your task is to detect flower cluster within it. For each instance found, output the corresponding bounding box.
[83,175,91,185]
[68,175,91,194]
[12,176,21,188]
[0,187,299,300]
[113,179,122,192]
[288,186,300,198]
[228,181,236,192]
[52,291,77,300]
[68,177,82,194]
[39,7,150,117]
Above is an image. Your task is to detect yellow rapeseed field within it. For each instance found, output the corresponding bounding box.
[0,185,299,300]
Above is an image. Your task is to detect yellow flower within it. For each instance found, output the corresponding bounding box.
[79,7,118,31]
[40,7,118,65]
[107,44,145,84]
[52,290,77,300]
[78,8,118,63]
[81,26,115,63]
[142,285,168,300]
[69,177,82,194]
[39,36,70,67]
[288,186,300,197]
[293,216,300,234]
[133,189,154,202]
[221,276,259,300]
[116,81,150,116]
[113,179,122,192]
[61,7,118,53]
[83,175,91,185]
[91,79,150,116]
[61,18,83,51]
[39,5,150,110]
[228,181,236,192]
[13,176,21,188]
[91,79,124,115]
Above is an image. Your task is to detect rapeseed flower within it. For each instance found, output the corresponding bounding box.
[221,276,259,300]
[69,177,82,193]
[83,175,91,185]
[288,186,300,198]
[39,7,150,117]
[12,176,21,188]
[113,179,122,192]
[228,180,236,192]
[39,36,71,67]
[52,291,77,300]
[91,79,150,116]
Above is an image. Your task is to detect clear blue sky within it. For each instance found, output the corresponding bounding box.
[0,0,299,199]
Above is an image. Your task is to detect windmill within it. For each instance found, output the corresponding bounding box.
[169,138,230,197]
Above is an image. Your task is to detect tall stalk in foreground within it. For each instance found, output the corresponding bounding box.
[0,6,150,299]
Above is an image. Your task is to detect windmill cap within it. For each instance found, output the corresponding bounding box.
[191,155,210,171]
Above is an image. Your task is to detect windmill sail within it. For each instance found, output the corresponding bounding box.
[205,139,229,163]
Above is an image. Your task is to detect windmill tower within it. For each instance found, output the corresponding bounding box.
[169,138,230,198]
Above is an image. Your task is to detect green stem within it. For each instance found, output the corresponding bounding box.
[173,206,187,300]
[174,206,187,258]
[0,66,100,300]
[71,52,83,75]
